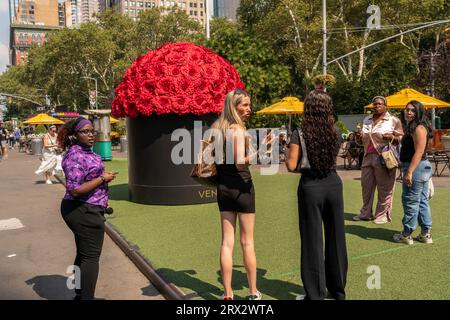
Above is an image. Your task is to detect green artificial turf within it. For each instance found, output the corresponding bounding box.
[105,159,450,300]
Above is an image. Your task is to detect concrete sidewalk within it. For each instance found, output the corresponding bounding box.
[0,149,163,300]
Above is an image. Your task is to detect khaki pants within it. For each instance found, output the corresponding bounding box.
[360,153,397,222]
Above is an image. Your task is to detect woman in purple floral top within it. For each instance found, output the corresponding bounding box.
[57,117,117,300]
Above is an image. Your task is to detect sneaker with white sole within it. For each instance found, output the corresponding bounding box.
[220,293,233,300]
[248,290,262,300]
[372,217,389,224]
[393,233,413,245]
[296,294,306,300]
[415,233,433,244]
[46,179,53,185]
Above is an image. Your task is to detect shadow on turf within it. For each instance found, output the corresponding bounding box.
[344,212,397,242]
[217,267,304,300]
[108,184,129,201]
[156,267,304,300]
[25,275,74,300]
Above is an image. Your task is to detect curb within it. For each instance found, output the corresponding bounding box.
[104,221,185,300]
[55,174,186,300]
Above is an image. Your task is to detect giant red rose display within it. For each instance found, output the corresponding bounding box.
[112,42,246,118]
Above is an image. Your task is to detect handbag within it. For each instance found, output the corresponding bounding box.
[190,139,219,187]
[379,139,400,170]
[368,132,399,170]
[428,178,434,200]
[295,128,311,172]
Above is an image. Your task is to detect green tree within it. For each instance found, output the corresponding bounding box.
[202,18,292,127]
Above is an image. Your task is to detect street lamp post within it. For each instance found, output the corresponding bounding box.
[205,0,211,39]
[322,0,327,75]
[81,76,98,110]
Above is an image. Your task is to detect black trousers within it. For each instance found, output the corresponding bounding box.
[61,199,106,300]
[298,172,348,300]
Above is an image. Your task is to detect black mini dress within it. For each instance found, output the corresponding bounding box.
[216,164,255,213]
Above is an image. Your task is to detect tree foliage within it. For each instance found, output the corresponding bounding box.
[0,3,449,128]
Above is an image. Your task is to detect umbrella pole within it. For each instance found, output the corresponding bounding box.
[288,114,292,136]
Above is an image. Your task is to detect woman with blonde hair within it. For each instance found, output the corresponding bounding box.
[212,88,261,300]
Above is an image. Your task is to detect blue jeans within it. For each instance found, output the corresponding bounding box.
[401,160,432,235]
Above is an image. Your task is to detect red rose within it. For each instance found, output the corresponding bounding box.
[112,42,245,117]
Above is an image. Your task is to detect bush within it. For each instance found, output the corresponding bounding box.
[34,124,47,135]
[335,120,349,135]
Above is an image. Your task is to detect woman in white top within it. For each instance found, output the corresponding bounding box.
[35,125,61,184]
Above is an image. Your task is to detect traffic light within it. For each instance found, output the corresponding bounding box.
[446,26,450,44]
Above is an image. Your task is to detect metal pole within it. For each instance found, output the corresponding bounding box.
[205,0,210,39]
[322,0,327,75]
[430,52,436,130]
[327,19,450,65]
[95,78,98,110]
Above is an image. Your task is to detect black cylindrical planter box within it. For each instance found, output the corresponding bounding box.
[127,114,218,205]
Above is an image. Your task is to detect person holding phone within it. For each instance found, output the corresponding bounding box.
[57,117,117,300]
[354,96,403,224]
[212,89,261,300]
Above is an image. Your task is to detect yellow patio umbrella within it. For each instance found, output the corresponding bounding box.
[257,97,304,114]
[364,88,450,111]
[257,97,304,134]
[110,116,119,124]
[23,113,65,125]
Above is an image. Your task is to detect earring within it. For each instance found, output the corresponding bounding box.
[69,135,76,144]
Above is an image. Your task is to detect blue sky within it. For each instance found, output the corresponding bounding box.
[0,0,10,74]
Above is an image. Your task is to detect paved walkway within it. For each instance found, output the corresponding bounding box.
[0,149,163,300]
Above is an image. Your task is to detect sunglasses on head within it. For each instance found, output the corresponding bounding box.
[233,88,247,96]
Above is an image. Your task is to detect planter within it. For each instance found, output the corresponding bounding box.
[127,113,218,205]
[442,135,450,150]
[31,138,43,156]
[120,136,128,153]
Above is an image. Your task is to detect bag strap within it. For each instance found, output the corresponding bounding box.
[297,128,309,162]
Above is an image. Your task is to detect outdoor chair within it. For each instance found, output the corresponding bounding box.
[427,150,450,176]
[338,142,362,169]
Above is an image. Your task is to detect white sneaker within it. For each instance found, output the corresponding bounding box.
[248,290,262,300]
[46,179,53,185]
[296,294,306,300]
[393,233,413,245]
[415,233,433,244]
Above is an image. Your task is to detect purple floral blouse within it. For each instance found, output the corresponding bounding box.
[62,144,108,208]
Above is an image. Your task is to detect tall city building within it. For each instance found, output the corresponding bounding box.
[101,1,207,24]
[213,0,239,21]
[9,0,60,66]
[64,0,101,27]
[11,0,59,26]
[58,2,66,27]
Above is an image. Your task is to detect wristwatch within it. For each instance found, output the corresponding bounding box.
[100,175,106,184]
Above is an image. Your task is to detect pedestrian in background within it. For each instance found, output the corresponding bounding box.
[0,124,8,160]
[35,125,60,184]
[285,89,348,300]
[354,96,403,224]
[393,101,433,245]
[57,117,117,300]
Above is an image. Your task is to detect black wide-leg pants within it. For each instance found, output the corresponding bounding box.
[298,172,348,300]
[61,199,106,300]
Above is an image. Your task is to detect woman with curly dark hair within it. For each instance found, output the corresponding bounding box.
[285,89,348,300]
[58,117,117,300]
